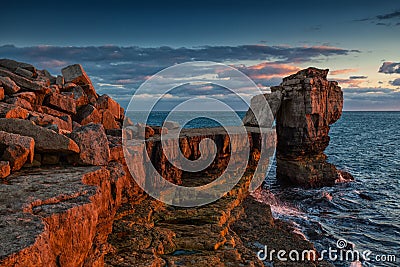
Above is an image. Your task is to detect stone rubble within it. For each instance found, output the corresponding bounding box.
[0,59,126,178]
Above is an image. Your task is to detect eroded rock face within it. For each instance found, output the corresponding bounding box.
[273,68,348,187]
[69,123,110,166]
[243,90,282,127]
[0,164,128,267]
[243,67,352,187]
[0,118,79,154]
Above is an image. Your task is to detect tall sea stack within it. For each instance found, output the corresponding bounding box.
[244,67,352,187]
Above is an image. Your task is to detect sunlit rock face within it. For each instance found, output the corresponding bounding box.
[245,67,352,187]
[274,67,348,187]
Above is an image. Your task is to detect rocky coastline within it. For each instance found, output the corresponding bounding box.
[0,59,349,266]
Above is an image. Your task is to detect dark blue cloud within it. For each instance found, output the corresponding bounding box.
[349,76,368,79]
[379,62,400,74]
[390,78,400,86]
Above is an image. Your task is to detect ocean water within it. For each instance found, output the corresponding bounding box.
[263,112,400,267]
[140,111,399,267]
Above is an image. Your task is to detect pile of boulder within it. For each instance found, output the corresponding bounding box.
[0,59,126,178]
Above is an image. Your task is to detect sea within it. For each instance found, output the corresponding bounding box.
[133,111,400,267]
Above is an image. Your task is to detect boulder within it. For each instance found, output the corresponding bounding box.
[36,105,71,120]
[0,76,20,95]
[163,121,180,130]
[62,86,88,108]
[61,64,92,85]
[14,67,34,79]
[44,92,76,114]
[2,144,30,171]
[101,109,119,130]
[96,94,121,119]
[0,118,79,154]
[151,126,168,135]
[0,161,10,178]
[68,123,110,165]
[0,103,29,119]
[242,90,282,127]
[11,92,36,104]
[0,59,36,74]
[74,104,101,125]
[0,131,35,163]
[56,75,64,86]
[5,97,33,111]
[28,111,72,132]
[81,84,98,104]
[0,68,48,93]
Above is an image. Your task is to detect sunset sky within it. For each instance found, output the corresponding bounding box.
[1,0,399,110]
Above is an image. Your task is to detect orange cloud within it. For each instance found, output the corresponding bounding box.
[242,62,301,79]
[330,68,358,75]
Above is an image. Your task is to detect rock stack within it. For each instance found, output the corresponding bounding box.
[0,59,125,178]
[244,67,353,187]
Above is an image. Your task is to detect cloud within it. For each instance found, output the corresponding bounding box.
[234,62,300,86]
[355,10,400,26]
[0,44,369,110]
[390,78,400,86]
[343,87,400,111]
[330,68,358,75]
[335,78,365,88]
[376,10,400,20]
[379,62,400,74]
[349,75,367,79]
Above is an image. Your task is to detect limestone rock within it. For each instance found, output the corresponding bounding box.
[100,109,119,130]
[0,102,29,119]
[28,111,72,132]
[0,68,48,93]
[81,84,98,104]
[0,59,36,74]
[0,161,10,178]
[96,94,121,119]
[62,85,88,108]
[243,90,282,127]
[163,121,180,130]
[74,104,101,125]
[0,131,35,163]
[152,126,168,135]
[0,118,79,154]
[2,144,30,171]
[274,67,346,187]
[56,75,64,86]
[5,97,33,111]
[69,123,110,166]
[14,67,34,79]
[61,64,92,86]
[11,92,36,104]
[0,76,20,95]
[44,93,76,114]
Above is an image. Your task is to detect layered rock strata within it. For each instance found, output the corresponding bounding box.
[244,67,353,187]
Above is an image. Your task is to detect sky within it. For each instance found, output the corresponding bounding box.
[1,0,400,110]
